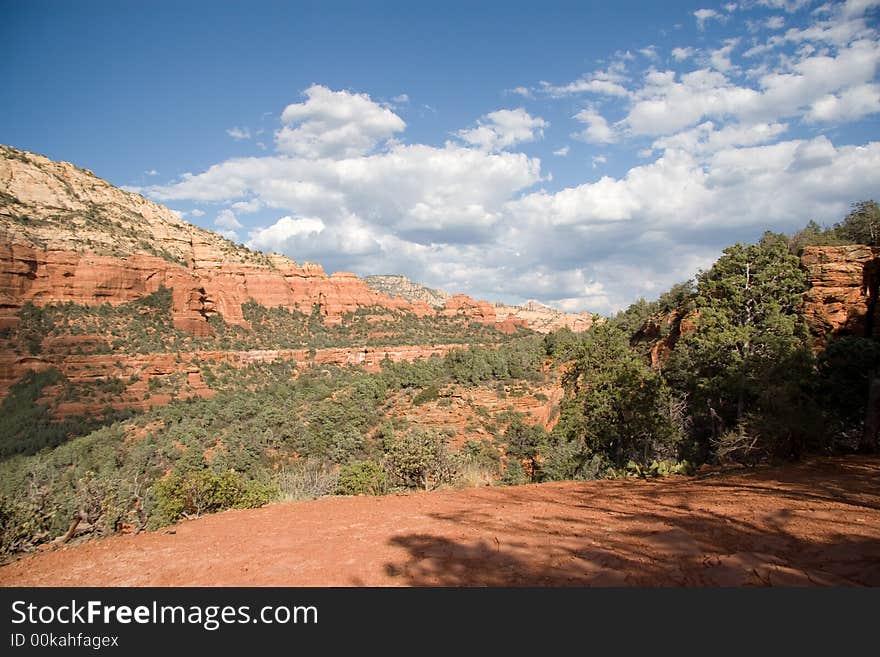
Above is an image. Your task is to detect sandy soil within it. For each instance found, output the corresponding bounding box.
[1,456,878,587]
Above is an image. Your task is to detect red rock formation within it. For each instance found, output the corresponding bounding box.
[800,245,880,339]
[440,294,497,324]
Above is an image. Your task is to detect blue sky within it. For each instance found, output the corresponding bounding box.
[2,0,879,314]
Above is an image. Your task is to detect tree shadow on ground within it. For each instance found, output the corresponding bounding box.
[382,457,880,587]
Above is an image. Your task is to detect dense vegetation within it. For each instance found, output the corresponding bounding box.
[0,339,546,555]
[535,201,880,482]
[2,289,522,357]
[1,200,877,557]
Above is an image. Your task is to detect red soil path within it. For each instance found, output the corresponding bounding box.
[2,456,879,587]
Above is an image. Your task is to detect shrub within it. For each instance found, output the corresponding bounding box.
[151,469,274,526]
[273,460,339,501]
[336,460,387,495]
[384,429,452,490]
[412,385,440,406]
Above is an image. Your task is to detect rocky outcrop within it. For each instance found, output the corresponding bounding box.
[494,300,595,334]
[364,274,594,334]
[800,245,880,339]
[363,274,450,308]
[634,309,697,368]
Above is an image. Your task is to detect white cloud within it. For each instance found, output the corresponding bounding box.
[672,46,696,61]
[639,45,660,60]
[248,216,326,252]
[145,169,159,176]
[214,209,242,230]
[457,108,549,152]
[538,60,631,98]
[709,38,740,72]
[392,94,410,104]
[189,208,205,217]
[276,84,406,159]
[507,86,534,98]
[766,15,786,29]
[144,70,880,314]
[653,120,789,155]
[622,38,880,137]
[232,198,263,214]
[217,229,240,242]
[572,106,617,144]
[694,8,723,30]
[805,82,880,122]
[226,127,251,140]
[756,0,812,12]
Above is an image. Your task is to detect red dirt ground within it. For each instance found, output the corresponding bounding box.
[1,456,878,587]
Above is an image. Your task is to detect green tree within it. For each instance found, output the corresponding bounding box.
[668,233,812,458]
[555,323,684,469]
[833,200,880,246]
[384,429,449,490]
[501,417,547,482]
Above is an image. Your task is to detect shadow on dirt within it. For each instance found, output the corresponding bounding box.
[382,457,880,586]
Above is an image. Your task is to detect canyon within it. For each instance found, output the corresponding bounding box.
[3,143,880,431]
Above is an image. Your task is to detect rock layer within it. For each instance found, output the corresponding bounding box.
[800,245,880,339]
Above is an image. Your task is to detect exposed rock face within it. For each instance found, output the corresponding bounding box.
[800,245,880,339]
[634,309,698,368]
[494,300,595,334]
[364,274,594,333]
[363,274,450,308]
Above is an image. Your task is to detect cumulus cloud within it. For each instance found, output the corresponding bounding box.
[572,106,617,144]
[457,108,549,151]
[805,82,880,122]
[652,120,789,155]
[232,198,263,214]
[621,38,880,137]
[247,216,326,251]
[507,86,535,98]
[144,0,880,318]
[275,84,406,159]
[694,8,724,30]
[709,38,740,72]
[672,46,697,61]
[538,59,632,98]
[214,209,242,230]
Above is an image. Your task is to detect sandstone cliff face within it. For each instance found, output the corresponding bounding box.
[364,274,594,334]
[363,274,450,308]
[800,245,880,339]
[493,300,595,334]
